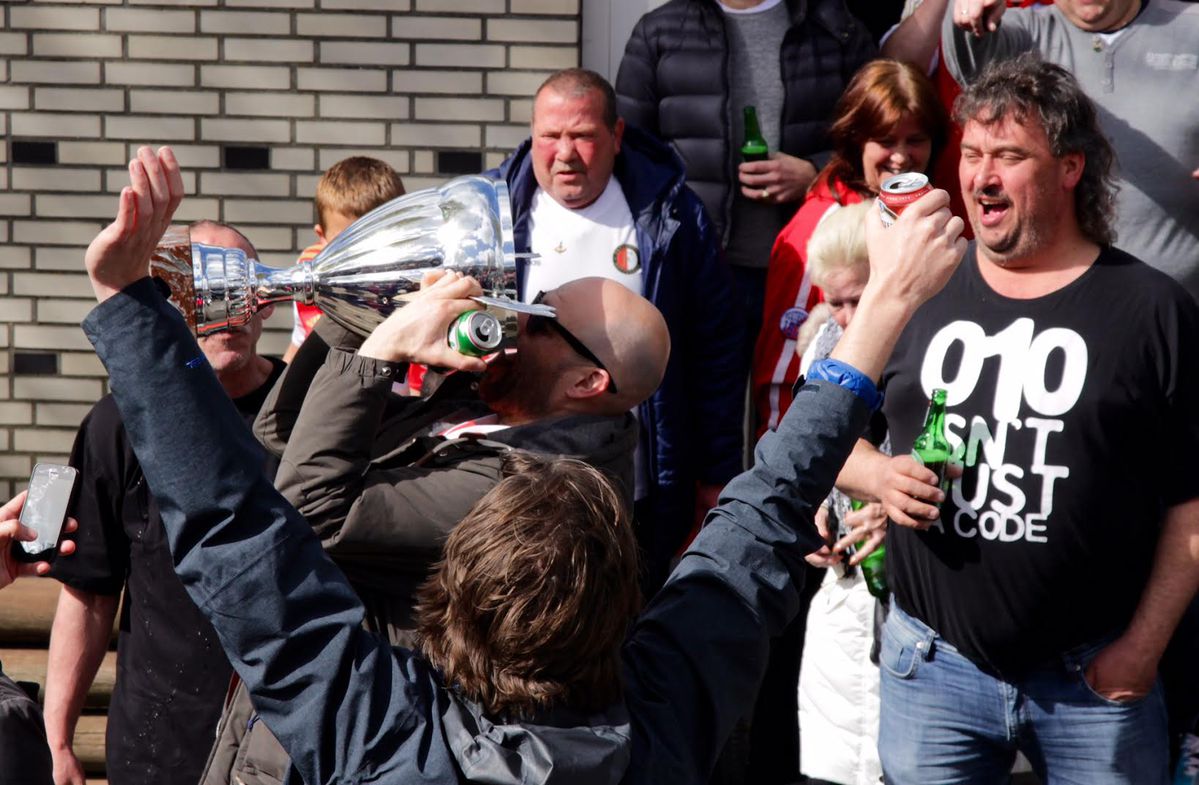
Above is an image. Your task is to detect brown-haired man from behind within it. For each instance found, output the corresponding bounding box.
[283,156,405,363]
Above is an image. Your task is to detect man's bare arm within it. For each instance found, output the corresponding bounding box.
[832,193,971,529]
[881,0,950,68]
[44,586,118,785]
[838,436,954,529]
[1086,497,1199,701]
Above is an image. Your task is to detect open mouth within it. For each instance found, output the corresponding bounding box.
[977,197,1010,227]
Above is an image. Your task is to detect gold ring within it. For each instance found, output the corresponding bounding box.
[760,189,770,201]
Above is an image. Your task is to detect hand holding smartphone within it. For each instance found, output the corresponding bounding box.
[5,463,78,574]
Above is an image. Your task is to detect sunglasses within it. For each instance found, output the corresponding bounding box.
[527,291,618,394]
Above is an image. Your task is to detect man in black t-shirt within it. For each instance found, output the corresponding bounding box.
[44,221,285,785]
[838,57,1199,784]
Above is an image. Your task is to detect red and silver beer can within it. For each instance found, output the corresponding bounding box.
[878,173,932,227]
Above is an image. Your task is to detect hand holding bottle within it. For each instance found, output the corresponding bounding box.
[738,152,817,205]
[834,502,888,564]
[874,455,964,530]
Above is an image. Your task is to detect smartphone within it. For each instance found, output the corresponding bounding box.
[12,463,78,563]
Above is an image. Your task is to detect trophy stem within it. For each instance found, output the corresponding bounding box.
[255,260,313,308]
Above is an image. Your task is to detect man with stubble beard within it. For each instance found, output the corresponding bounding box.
[254,272,670,638]
[45,220,284,785]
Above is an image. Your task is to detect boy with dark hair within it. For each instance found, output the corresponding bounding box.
[284,156,405,362]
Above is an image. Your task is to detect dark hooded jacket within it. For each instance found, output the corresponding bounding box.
[614,0,876,242]
[0,672,53,785]
[489,126,745,575]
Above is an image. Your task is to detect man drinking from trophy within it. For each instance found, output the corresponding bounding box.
[203,211,673,780]
[202,268,672,781]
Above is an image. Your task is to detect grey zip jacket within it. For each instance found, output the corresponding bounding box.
[83,279,871,785]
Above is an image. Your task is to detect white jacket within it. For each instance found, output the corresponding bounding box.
[798,567,882,785]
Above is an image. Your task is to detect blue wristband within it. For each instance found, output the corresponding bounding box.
[804,358,884,412]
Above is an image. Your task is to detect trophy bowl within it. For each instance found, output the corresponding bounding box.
[150,175,519,337]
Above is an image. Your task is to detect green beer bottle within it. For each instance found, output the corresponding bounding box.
[849,499,888,600]
[741,106,769,162]
[911,388,952,504]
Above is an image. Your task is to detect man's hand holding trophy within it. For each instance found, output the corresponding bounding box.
[97,145,552,364]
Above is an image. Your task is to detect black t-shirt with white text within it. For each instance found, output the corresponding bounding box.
[880,246,1199,675]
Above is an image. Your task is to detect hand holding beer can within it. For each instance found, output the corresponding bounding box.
[448,310,503,357]
[878,173,932,228]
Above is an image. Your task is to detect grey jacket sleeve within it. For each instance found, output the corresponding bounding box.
[275,347,501,571]
[82,280,460,785]
[940,4,1037,86]
[622,379,871,783]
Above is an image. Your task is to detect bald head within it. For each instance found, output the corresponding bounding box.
[551,278,670,414]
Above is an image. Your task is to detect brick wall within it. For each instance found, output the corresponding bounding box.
[0,0,581,494]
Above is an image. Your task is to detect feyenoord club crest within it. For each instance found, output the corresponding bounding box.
[613,244,640,274]
[778,306,809,339]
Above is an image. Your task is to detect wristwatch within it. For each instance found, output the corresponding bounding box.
[803,358,884,412]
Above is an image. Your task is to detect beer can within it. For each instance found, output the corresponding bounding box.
[448,310,503,356]
[878,172,932,227]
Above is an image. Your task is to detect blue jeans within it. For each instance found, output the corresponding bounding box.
[878,603,1168,785]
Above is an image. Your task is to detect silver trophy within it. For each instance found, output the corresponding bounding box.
[150,175,551,338]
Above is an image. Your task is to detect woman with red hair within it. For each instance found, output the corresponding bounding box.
[752,59,948,438]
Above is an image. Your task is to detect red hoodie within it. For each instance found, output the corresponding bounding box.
[752,177,860,438]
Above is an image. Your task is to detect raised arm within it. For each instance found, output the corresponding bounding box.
[274,343,497,571]
[79,147,474,784]
[623,190,967,780]
[881,0,950,69]
[939,0,1035,86]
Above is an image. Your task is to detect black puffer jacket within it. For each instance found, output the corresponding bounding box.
[615,0,875,241]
